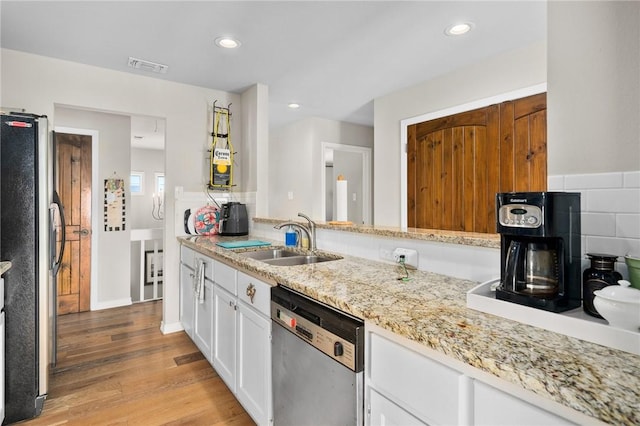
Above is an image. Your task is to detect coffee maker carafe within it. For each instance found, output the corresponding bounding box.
[496,192,581,312]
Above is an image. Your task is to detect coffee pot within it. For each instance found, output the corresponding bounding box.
[503,241,559,296]
[496,192,581,313]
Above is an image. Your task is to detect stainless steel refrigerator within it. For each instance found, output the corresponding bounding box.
[0,112,64,424]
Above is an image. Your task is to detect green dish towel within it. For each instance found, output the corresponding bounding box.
[216,240,272,249]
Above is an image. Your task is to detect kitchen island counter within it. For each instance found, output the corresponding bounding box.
[179,235,639,425]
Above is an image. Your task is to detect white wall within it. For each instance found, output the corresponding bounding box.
[1,48,244,332]
[130,147,165,229]
[333,150,363,224]
[547,1,640,175]
[373,41,547,227]
[269,117,373,221]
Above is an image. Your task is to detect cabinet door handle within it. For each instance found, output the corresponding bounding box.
[246,283,256,304]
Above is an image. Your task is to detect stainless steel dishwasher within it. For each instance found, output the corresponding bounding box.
[271,285,364,425]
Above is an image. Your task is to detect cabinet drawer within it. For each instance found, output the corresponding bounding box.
[369,388,426,426]
[180,245,195,268]
[237,272,272,316]
[214,260,237,295]
[369,332,462,425]
[473,381,574,426]
[193,253,215,281]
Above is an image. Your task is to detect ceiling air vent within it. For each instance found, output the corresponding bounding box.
[127,57,168,74]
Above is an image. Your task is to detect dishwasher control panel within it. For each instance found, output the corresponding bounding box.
[273,305,357,371]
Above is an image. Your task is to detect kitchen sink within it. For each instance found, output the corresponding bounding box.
[240,248,300,260]
[238,247,342,266]
[261,254,339,266]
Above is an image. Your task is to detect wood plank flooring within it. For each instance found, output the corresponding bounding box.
[15,301,255,426]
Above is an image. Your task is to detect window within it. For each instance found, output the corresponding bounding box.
[155,173,165,195]
[130,171,145,195]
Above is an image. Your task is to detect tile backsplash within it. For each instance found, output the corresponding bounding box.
[548,171,640,278]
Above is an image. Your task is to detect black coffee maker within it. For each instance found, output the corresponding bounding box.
[496,192,581,312]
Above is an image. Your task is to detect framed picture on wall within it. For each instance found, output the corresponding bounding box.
[145,250,163,285]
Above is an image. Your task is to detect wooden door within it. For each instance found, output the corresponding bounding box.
[56,133,92,314]
[407,93,547,233]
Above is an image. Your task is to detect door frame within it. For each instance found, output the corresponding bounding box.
[54,126,100,311]
[320,142,372,225]
[399,83,548,230]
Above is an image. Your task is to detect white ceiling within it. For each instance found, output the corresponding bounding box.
[1,1,546,135]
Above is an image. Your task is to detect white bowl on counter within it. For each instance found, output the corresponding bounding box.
[593,280,640,332]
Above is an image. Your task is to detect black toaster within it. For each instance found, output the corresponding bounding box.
[218,202,249,236]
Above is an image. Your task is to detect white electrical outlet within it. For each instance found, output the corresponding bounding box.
[393,248,418,269]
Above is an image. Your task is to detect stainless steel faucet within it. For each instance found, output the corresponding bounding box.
[274,212,317,251]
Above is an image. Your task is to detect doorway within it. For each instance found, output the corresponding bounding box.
[321,142,372,225]
[54,132,93,314]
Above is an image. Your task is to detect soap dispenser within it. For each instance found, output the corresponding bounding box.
[285,225,297,247]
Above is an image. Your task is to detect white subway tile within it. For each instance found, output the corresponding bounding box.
[577,190,588,211]
[585,188,640,213]
[581,212,616,237]
[616,214,640,239]
[585,236,640,258]
[623,171,640,188]
[564,173,623,190]
[547,175,564,190]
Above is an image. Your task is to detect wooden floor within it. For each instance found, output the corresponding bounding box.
[16,301,255,426]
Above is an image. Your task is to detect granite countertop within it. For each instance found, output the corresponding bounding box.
[179,235,639,425]
[253,217,501,249]
[0,261,11,275]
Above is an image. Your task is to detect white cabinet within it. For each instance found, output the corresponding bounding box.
[213,268,273,426]
[213,284,237,392]
[368,388,426,426]
[367,329,466,425]
[177,244,279,425]
[366,323,577,426]
[236,274,272,426]
[179,258,195,339]
[193,279,214,361]
[473,381,575,426]
[180,246,214,359]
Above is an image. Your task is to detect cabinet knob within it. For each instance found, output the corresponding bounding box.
[246,283,256,304]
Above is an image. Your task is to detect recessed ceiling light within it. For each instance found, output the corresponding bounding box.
[215,36,241,49]
[288,103,300,109]
[444,22,473,36]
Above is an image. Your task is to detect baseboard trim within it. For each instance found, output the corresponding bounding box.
[161,321,184,334]
[91,298,132,311]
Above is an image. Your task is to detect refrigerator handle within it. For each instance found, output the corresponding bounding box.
[52,190,66,274]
